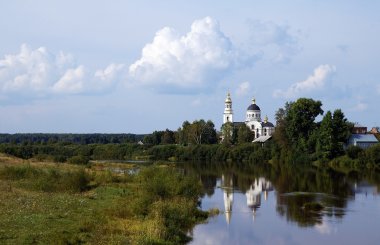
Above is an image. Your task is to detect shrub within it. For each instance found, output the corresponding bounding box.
[68,155,90,165]
[346,145,363,159]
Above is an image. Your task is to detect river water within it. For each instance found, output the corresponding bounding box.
[182,163,380,245]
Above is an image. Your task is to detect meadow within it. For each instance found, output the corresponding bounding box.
[0,154,208,244]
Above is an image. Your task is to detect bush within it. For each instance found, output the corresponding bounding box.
[346,145,363,159]
[128,166,207,243]
[68,155,90,165]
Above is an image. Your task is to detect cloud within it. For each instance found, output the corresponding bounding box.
[128,17,251,93]
[247,20,300,63]
[236,81,250,96]
[351,102,368,112]
[0,44,125,103]
[273,64,336,99]
[52,66,85,93]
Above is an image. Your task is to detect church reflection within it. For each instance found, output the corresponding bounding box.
[221,174,234,224]
[221,174,274,224]
[246,177,273,219]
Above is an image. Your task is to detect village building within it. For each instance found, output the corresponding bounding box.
[223,92,275,141]
[370,127,380,134]
[348,123,379,149]
[352,123,367,134]
[348,134,379,149]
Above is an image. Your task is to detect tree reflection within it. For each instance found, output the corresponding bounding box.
[181,161,367,227]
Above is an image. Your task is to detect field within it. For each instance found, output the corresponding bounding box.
[0,154,207,244]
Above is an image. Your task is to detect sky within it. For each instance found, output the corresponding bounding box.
[0,0,379,133]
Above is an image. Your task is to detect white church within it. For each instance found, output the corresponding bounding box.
[223,92,275,141]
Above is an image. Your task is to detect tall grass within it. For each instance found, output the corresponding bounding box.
[125,166,208,244]
[0,164,90,192]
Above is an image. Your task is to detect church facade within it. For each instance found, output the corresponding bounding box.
[223,92,275,140]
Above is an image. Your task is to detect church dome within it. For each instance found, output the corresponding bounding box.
[262,121,274,127]
[247,104,261,111]
[261,116,274,127]
[247,98,260,111]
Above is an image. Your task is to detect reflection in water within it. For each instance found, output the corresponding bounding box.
[182,162,380,245]
[217,172,275,224]
[183,162,380,226]
[246,178,273,220]
[221,174,234,224]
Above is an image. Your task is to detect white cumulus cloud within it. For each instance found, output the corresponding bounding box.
[273,64,336,99]
[0,44,125,102]
[236,81,250,96]
[53,66,85,93]
[129,17,247,93]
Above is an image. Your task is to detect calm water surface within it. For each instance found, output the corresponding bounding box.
[183,163,380,245]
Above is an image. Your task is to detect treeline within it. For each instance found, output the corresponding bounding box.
[0,133,145,144]
[143,119,218,145]
[271,98,380,171]
[147,143,272,164]
[0,143,147,164]
[143,119,256,146]
[0,142,273,166]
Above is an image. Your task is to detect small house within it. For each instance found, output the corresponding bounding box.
[348,134,379,149]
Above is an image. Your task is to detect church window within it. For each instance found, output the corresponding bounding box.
[251,125,254,130]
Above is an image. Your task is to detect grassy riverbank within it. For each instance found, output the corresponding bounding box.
[0,154,207,244]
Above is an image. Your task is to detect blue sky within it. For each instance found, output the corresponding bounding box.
[0,0,379,133]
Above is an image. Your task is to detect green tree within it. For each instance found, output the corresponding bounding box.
[202,120,218,144]
[188,120,206,145]
[176,121,191,145]
[317,109,351,159]
[237,124,254,144]
[317,111,334,159]
[331,109,351,156]
[273,102,293,149]
[285,98,323,147]
[187,120,216,144]
[143,134,155,145]
[161,129,175,144]
[221,122,234,146]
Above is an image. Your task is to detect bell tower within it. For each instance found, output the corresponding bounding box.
[223,92,233,124]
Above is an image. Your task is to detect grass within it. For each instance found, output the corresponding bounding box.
[0,154,207,244]
[0,180,107,244]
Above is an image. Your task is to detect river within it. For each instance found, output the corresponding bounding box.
[182,162,380,245]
